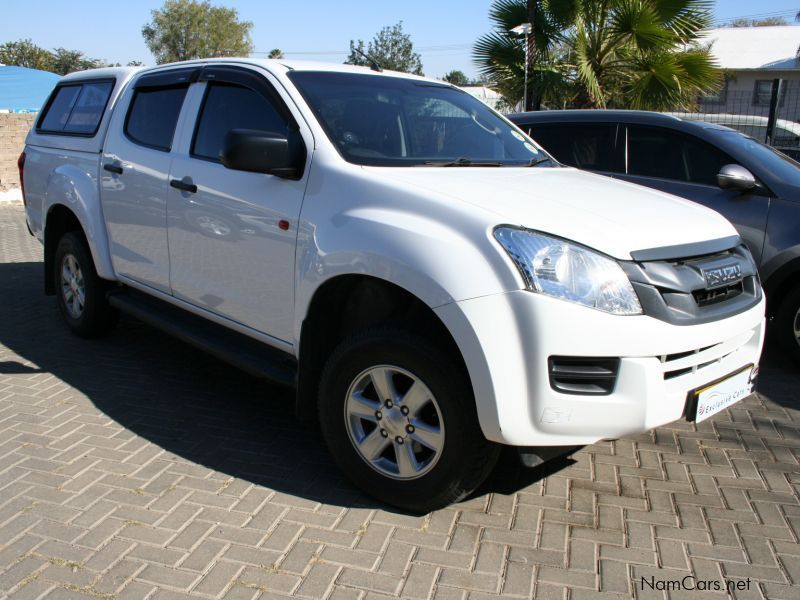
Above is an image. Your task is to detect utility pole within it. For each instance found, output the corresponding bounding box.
[511,22,533,111]
[512,1,538,111]
[526,0,537,111]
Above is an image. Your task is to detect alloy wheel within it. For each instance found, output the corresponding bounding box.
[344,365,445,480]
[60,253,86,319]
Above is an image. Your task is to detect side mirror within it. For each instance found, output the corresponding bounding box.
[717,164,757,192]
[220,129,303,179]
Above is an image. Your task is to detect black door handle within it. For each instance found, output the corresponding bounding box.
[170,179,197,194]
[103,163,123,174]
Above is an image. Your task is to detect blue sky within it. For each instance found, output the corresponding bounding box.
[0,1,798,78]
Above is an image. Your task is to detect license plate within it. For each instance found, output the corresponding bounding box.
[687,365,755,423]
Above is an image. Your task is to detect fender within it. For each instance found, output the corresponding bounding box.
[44,163,116,281]
[293,207,522,346]
[292,163,524,346]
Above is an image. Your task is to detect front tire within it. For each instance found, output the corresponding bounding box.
[775,282,800,365]
[318,327,499,512]
[54,232,118,338]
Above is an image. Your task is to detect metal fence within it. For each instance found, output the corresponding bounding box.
[667,79,800,159]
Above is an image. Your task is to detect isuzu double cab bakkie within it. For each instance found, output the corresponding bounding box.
[21,60,765,512]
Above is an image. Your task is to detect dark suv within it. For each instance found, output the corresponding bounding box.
[509,110,800,362]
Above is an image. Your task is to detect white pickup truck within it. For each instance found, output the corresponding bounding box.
[21,59,765,511]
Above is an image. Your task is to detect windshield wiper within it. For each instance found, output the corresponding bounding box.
[420,158,504,167]
[527,157,554,167]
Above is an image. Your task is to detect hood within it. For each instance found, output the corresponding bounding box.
[370,166,738,260]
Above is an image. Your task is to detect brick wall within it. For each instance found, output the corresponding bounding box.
[0,114,36,191]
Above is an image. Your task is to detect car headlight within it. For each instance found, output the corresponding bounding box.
[494,227,642,315]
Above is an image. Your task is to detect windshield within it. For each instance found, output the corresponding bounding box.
[720,130,800,187]
[288,71,552,167]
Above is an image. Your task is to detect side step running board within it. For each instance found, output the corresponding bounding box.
[107,289,297,388]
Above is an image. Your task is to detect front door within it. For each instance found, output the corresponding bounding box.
[166,66,309,343]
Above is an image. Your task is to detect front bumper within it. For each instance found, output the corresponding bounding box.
[435,290,766,446]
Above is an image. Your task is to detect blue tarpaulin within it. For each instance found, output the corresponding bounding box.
[0,65,60,112]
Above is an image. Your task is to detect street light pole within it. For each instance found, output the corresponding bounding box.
[511,22,532,112]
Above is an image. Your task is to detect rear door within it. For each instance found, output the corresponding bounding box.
[101,68,198,292]
[618,125,770,263]
[523,123,624,175]
[165,65,310,343]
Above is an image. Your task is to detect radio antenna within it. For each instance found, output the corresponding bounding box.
[353,47,383,73]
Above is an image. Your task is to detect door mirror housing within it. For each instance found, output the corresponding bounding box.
[220,129,304,179]
[717,164,757,192]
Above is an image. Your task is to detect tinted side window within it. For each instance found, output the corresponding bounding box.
[627,126,733,186]
[192,83,288,161]
[125,86,188,151]
[39,86,81,132]
[527,124,620,172]
[38,81,113,135]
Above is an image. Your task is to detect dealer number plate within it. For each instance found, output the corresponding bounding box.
[689,365,755,423]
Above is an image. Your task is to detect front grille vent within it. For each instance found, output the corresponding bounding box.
[548,357,620,395]
[693,281,743,307]
[660,342,736,380]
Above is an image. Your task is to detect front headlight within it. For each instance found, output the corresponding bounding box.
[494,227,642,315]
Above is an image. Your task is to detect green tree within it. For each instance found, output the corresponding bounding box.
[51,48,102,75]
[474,0,721,111]
[268,48,284,59]
[443,70,470,86]
[127,60,146,67]
[0,39,54,71]
[142,0,254,64]
[345,22,423,75]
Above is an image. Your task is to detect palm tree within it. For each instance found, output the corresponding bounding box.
[474,0,722,111]
[570,0,721,109]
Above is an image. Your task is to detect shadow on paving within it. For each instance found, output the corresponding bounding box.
[0,260,578,513]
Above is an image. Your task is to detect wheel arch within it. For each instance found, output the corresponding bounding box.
[42,164,116,294]
[295,274,472,421]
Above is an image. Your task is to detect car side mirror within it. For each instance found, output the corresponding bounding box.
[717,164,757,192]
[220,129,303,179]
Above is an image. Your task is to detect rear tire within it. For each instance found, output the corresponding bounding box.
[318,327,499,513]
[54,232,118,338]
[775,282,800,366]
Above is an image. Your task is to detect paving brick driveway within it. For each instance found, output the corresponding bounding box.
[0,203,799,599]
